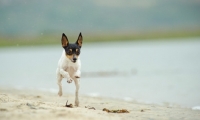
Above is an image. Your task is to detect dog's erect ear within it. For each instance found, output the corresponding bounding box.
[61,33,69,47]
[76,32,83,48]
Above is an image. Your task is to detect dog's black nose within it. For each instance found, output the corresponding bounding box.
[73,58,77,61]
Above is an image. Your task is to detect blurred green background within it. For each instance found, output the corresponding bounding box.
[0,0,200,47]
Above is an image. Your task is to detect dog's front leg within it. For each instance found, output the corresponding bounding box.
[56,68,63,96]
[74,70,81,78]
[57,74,63,96]
[73,77,80,106]
[60,69,73,83]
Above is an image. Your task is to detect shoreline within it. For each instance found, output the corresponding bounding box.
[0,88,199,120]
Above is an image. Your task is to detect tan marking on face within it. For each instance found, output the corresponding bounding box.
[76,49,78,52]
[66,54,73,60]
[69,49,72,51]
[66,54,79,61]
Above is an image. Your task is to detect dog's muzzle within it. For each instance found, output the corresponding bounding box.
[72,57,77,63]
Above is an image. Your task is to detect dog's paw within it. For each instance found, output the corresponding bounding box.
[75,100,79,107]
[58,91,62,96]
[67,78,73,83]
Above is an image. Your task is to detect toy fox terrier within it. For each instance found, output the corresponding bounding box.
[56,33,82,106]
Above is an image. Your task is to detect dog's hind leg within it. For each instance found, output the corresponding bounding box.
[73,77,80,106]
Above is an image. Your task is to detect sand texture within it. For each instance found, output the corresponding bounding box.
[0,89,199,120]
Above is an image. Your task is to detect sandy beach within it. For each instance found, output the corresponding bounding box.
[0,88,199,120]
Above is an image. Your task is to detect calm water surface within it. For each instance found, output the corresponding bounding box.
[0,38,200,108]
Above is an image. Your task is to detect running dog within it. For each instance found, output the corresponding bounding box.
[56,33,82,106]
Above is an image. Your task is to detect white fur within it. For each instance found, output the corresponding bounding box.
[56,50,81,106]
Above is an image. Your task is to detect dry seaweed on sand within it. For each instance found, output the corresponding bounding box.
[103,108,129,113]
[64,100,73,108]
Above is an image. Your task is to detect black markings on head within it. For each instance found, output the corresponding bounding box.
[61,33,82,57]
[64,44,80,56]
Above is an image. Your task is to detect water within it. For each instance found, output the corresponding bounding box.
[0,37,200,108]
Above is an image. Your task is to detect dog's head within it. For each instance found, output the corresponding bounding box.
[61,33,82,63]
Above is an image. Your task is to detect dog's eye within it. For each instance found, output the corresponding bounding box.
[76,51,80,55]
[67,51,72,55]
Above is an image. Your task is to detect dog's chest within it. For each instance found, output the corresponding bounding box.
[65,66,76,73]
[63,62,78,74]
